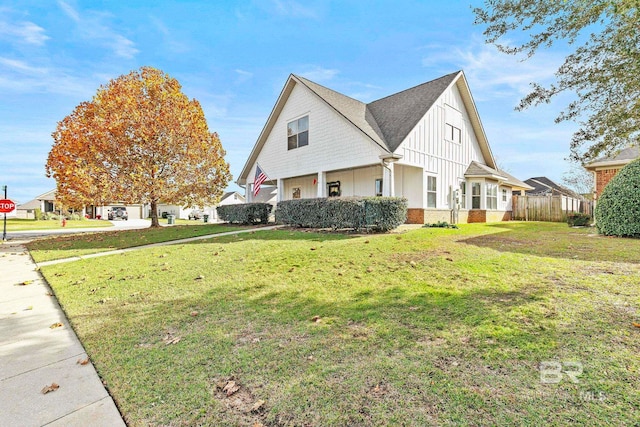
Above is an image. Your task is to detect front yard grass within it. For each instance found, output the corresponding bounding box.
[26,223,245,263]
[36,222,640,426]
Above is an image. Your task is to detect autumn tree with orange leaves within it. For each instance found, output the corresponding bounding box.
[47,67,231,227]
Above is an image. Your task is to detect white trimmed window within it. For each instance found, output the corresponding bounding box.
[427,176,437,208]
[502,188,508,202]
[486,183,498,210]
[472,182,481,209]
[460,181,466,209]
[287,115,309,150]
[444,104,462,143]
[375,178,383,197]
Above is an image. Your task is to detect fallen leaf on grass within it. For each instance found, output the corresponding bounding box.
[311,315,321,323]
[45,292,53,297]
[162,333,181,345]
[190,311,199,317]
[18,280,33,286]
[250,399,265,412]
[50,322,63,329]
[25,306,33,311]
[633,322,640,328]
[195,275,205,280]
[41,383,59,394]
[77,358,89,365]
[223,380,240,396]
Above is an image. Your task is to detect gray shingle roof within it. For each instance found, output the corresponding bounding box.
[523,177,581,198]
[294,72,460,153]
[585,146,639,169]
[293,75,389,151]
[464,161,533,190]
[366,72,460,152]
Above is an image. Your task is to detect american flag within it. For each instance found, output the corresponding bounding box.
[253,164,269,197]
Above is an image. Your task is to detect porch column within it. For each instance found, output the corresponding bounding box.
[382,163,395,197]
[246,184,253,203]
[317,171,326,198]
[277,178,284,202]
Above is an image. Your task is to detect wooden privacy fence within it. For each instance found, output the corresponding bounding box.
[512,195,593,222]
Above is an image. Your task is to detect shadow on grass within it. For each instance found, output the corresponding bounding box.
[459,222,640,264]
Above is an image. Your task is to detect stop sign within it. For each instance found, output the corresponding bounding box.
[0,199,16,213]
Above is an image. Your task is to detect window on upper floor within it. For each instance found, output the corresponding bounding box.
[287,115,309,150]
[444,104,462,143]
[445,123,461,143]
[427,176,437,208]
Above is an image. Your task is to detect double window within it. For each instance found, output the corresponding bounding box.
[427,176,437,208]
[287,115,309,150]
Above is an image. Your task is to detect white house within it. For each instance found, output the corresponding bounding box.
[237,71,532,223]
[158,191,246,221]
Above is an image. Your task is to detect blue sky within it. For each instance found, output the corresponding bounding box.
[0,0,578,204]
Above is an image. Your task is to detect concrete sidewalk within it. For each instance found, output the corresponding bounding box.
[0,241,126,427]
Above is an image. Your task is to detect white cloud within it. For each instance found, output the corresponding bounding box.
[0,20,50,45]
[422,35,564,102]
[0,57,47,74]
[57,0,139,59]
[298,66,339,82]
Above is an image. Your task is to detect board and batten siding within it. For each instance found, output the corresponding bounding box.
[395,82,485,210]
[249,83,386,185]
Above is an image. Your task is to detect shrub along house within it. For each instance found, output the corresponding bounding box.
[237,71,532,223]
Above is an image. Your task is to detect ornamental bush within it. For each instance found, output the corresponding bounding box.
[595,158,640,237]
[276,197,407,232]
[216,203,272,225]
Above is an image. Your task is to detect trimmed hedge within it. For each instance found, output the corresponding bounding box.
[595,158,640,237]
[276,197,407,232]
[216,203,272,225]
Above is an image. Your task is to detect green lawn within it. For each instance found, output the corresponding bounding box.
[35,222,640,426]
[4,218,113,231]
[26,223,245,263]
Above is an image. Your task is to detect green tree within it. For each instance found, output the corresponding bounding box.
[47,67,231,227]
[474,1,640,163]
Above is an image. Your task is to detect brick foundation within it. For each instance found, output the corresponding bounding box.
[406,208,425,224]
[467,209,486,223]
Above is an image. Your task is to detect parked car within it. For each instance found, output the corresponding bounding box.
[108,207,128,220]
[188,210,203,220]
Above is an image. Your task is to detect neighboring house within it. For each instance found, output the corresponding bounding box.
[158,191,246,221]
[584,146,639,201]
[522,176,585,211]
[237,71,532,223]
[15,189,58,219]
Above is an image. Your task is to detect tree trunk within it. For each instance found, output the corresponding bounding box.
[150,199,160,227]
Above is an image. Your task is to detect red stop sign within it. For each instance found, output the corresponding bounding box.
[0,199,16,213]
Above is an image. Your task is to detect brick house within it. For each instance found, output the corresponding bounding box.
[584,147,639,200]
